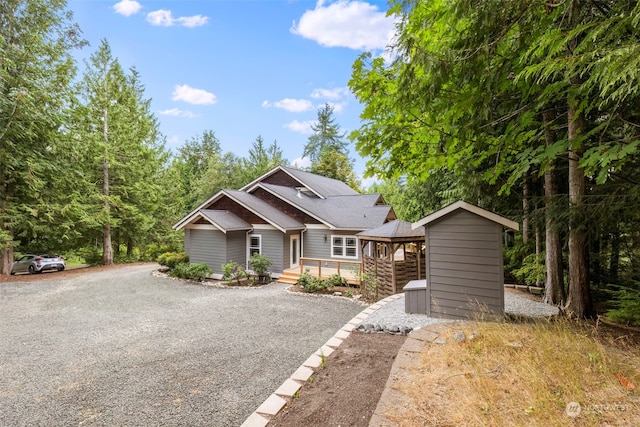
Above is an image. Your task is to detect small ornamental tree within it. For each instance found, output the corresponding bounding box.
[248,254,272,283]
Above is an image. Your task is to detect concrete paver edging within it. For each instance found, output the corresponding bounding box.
[240,292,404,427]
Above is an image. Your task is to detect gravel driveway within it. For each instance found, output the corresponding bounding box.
[0,264,363,426]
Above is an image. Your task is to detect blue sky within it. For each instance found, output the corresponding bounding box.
[68,0,396,185]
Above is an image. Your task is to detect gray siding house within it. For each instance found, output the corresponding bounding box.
[411,201,519,319]
[174,166,395,280]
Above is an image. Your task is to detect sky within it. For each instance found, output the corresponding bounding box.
[68,0,397,186]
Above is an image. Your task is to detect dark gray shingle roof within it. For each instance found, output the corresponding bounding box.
[256,183,392,230]
[199,210,251,232]
[280,166,359,198]
[357,220,425,240]
[223,190,305,231]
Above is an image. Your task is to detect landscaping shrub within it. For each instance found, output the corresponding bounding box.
[297,271,334,293]
[222,261,248,284]
[325,273,348,288]
[169,262,213,281]
[157,251,189,269]
[360,271,380,301]
[248,253,273,276]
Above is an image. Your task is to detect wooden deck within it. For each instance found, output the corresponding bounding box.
[280,257,362,285]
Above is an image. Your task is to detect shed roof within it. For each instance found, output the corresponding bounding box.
[412,200,519,231]
[357,220,425,242]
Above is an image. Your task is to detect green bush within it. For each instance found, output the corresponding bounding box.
[169,262,213,281]
[78,247,103,266]
[248,253,273,276]
[297,271,334,293]
[157,252,189,269]
[222,261,248,284]
[360,271,380,301]
[513,253,545,286]
[325,273,348,288]
[607,286,640,326]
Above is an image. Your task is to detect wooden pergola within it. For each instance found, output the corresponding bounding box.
[357,220,426,298]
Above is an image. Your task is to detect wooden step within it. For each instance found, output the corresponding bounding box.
[278,271,300,284]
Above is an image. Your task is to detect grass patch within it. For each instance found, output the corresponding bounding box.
[386,319,640,426]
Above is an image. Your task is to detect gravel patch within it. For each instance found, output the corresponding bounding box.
[357,291,560,334]
[0,264,363,426]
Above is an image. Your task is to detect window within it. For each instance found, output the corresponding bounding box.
[249,235,261,256]
[331,236,358,259]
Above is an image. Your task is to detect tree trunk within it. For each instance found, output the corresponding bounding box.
[542,108,565,305]
[609,227,620,283]
[0,163,14,275]
[535,225,543,287]
[102,106,113,266]
[522,176,531,245]
[565,98,591,317]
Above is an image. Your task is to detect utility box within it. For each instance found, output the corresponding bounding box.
[404,279,428,314]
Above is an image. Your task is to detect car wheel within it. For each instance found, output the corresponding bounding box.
[28,265,35,274]
[57,266,65,272]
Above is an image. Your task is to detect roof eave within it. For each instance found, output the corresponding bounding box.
[412,200,520,231]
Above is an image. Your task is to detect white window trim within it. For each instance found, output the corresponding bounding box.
[331,235,358,259]
[248,234,262,257]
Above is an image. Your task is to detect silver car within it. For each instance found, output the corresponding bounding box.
[10,254,66,275]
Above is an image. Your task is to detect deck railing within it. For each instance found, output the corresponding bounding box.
[298,257,362,283]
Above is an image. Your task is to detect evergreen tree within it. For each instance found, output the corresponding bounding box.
[303,103,360,189]
[0,0,84,274]
[70,40,166,264]
[239,135,287,184]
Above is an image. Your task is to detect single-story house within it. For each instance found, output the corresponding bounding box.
[173,166,396,279]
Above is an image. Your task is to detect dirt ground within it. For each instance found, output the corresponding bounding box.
[269,332,406,427]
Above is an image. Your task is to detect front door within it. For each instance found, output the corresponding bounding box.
[290,234,300,268]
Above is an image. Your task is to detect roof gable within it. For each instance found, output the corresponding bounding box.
[254,183,393,229]
[412,200,519,231]
[241,165,359,198]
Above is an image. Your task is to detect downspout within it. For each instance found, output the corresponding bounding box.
[246,229,252,270]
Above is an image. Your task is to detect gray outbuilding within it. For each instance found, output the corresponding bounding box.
[408,201,519,320]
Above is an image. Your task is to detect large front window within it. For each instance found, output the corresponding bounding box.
[332,236,358,259]
[249,235,261,256]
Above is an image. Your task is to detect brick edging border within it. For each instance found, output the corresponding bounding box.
[240,293,404,427]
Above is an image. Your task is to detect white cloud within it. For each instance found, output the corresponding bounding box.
[113,0,141,16]
[291,157,312,169]
[158,108,198,118]
[291,0,396,51]
[177,15,209,28]
[147,9,173,26]
[285,120,316,134]
[327,102,346,113]
[262,98,314,113]
[310,87,349,99]
[172,84,217,105]
[147,9,209,27]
